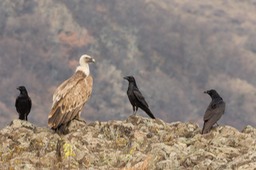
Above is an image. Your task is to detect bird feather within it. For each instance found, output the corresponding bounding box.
[48,71,93,129]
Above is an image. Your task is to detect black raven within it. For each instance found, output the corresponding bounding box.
[15,86,32,121]
[202,89,225,134]
[124,76,155,119]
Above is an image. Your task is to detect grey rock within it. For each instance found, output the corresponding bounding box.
[0,117,256,169]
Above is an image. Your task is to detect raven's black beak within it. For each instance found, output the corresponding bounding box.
[17,87,20,90]
[204,90,208,94]
[123,76,128,80]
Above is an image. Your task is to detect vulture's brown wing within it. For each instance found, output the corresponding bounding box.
[48,71,93,129]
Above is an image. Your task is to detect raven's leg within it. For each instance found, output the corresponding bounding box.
[133,106,139,116]
[134,106,138,115]
[133,106,136,115]
[19,114,26,120]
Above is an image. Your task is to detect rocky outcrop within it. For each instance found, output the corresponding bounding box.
[0,117,256,169]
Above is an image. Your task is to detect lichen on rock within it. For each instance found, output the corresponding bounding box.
[0,117,256,169]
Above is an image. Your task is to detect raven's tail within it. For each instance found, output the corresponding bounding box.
[202,122,206,134]
[202,121,210,134]
[143,107,156,119]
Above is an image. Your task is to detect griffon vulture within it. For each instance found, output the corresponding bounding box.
[48,54,95,133]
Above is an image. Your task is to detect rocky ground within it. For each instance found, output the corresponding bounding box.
[0,116,256,169]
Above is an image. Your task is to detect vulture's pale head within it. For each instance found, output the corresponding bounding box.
[76,54,95,75]
[79,54,95,66]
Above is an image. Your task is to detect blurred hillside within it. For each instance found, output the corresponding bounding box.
[1,0,256,129]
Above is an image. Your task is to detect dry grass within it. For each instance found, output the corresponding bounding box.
[122,155,152,170]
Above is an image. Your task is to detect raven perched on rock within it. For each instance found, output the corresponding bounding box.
[124,76,155,119]
[15,86,32,121]
[202,89,225,134]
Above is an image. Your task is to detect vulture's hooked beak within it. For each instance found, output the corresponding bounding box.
[90,58,96,63]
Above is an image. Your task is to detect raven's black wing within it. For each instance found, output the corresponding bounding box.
[133,88,149,108]
[202,100,225,134]
[204,100,225,121]
[133,88,155,119]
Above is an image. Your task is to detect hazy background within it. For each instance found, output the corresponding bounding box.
[1,0,256,130]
